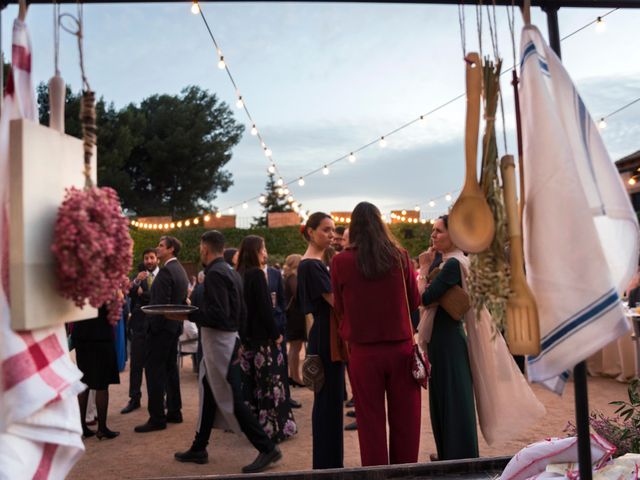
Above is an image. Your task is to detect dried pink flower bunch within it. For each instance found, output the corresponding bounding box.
[52,186,133,325]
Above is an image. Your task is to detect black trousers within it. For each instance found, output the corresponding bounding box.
[129,329,146,401]
[308,316,345,469]
[145,330,182,425]
[194,340,274,454]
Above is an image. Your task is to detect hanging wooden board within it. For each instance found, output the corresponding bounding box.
[9,118,98,330]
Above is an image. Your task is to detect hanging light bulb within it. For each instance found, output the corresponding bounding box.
[595,16,606,33]
[298,177,305,186]
[401,210,407,215]
[445,193,453,202]
[236,96,244,109]
[287,196,294,203]
[598,118,607,129]
[283,188,290,195]
[322,165,330,175]
[204,215,210,222]
[190,1,200,14]
[292,204,299,212]
[242,202,248,209]
[276,187,284,196]
[268,163,276,174]
[170,222,175,229]
[379,137,387,148]
[276,177,284,186]
[430,219,435,225]
[250,124,258,135]
[218,56,226,69]
[164,223,169,229]
[194,218,200,225]
[414,205,420,212]
[177,221,182,228]
[264,148,272,158]
[215,211,222,218]
[259,195,266,204]
[421,219,427,224]
[629,177,637,186]
[429,200,436,208]
[418,115,426,125]
[228,208,235,215]
[185,220,191,227]
[348,152,356,163]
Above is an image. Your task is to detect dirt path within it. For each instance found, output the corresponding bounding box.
[67,358,629,479]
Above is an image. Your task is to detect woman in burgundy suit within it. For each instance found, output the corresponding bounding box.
[331,201,421,466]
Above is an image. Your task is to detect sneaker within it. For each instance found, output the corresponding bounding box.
[242,446,282,474]
[174,448,208,464]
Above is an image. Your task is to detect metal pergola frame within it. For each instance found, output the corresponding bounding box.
[1,2,638,479]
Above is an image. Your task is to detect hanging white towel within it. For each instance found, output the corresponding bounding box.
[519,25,639,393]
[0,19,85,479]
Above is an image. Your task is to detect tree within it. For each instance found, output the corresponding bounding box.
[253,173,295,227]
[37,84,243,217]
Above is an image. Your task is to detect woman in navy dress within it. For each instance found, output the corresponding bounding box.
[297,212,345,469]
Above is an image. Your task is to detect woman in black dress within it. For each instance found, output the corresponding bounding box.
[297,212,345,469]
[72,305,120,440]
[237,235,297,443]
[283,254,305,386]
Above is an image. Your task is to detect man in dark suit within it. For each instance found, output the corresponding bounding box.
[121,248,160,414]
[135,236,190,433]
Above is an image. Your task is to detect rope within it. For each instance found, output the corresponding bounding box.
[458,4,467,59]
[60,3,96,188]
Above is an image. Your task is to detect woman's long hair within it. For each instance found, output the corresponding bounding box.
[349,201,404,279]
[283,254,302,279]
[236,235,264,276]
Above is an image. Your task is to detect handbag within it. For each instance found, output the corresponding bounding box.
[302,312,325,393]
[400,257,431,389]
[426,267,471,320]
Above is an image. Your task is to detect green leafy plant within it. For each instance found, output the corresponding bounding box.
[565,379,640,456]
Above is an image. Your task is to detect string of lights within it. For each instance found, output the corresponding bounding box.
[131,7,629,231]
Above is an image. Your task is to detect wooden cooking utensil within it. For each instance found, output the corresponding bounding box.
[449,53,495,254]
[501,154,541,355]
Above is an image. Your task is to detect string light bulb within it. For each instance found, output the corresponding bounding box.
[170,222,175,229]
[414,205,420,212]
[283,188,290,195]
[348,152,356,163]
[236,96,244,109]
[216,211,222,218]
[242,202,248,209]
[629,177,637,186]
[298,177,305,186]
[322,165,330,175]
[228,208,235,215]
[185,220,191,227]
[250,125,258,136]
[204,215,210,222]
[218,56,226,69]
[264,148,273,158]
[379,137,387,148]
[177,221,183,228]
[287,196,294,203]
[276,187,284,196]
[429,200,436,208]
[193,218,199,225]
[276,177,284,187]
[595,16,606,33]
[598,118,607,129]
[164,223,169,229]
[268,164,276,174]
[445,193,452,202]
[190,1,200,14]
[259,195,266,204]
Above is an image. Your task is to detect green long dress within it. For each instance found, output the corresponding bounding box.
[422,257,479,460]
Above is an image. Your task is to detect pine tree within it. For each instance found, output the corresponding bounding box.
[253,173,294,227]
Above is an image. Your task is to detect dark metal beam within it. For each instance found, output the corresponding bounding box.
[1,0,640,7]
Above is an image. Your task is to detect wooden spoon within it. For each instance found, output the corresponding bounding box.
[501,155,541,355]
[449,53,495,254]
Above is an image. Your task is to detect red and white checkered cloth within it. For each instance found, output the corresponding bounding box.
[0,18,85,479]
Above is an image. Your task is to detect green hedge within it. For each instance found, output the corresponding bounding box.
[129,223,433,267]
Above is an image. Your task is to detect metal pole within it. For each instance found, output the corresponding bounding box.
[543,9,593,480]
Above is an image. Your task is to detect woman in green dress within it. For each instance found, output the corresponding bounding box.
[419,215,478,460]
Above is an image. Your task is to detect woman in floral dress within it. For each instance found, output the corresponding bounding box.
[237,235,297,442]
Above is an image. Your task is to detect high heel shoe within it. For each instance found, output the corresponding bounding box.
[288,377,305,388]
[82,428,96,438]
[96,429,120,440]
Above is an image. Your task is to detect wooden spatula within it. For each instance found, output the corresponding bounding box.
[449,53,495,254]
[501,154,541,355]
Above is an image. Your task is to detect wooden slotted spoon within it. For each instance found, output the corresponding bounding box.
[501,154,541,355]
[449,53,495,254]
